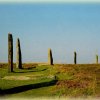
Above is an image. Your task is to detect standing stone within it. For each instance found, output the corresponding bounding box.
[96,55,98,64]
[8,33,13,72]
[74,51,77,64]
[48,48,53,65]
[16,38,22,69]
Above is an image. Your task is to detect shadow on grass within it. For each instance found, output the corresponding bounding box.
[0,79,57,96]
[13,68,47,73]
[23,67,36,70]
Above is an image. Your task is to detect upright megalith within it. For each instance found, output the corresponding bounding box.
[16,38,22,69]
[8,33,13,72]
[74,51,77,64]
[96,55,98,64]
[48,48,53,65]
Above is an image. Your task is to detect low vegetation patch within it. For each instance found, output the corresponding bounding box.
[0,64,100,99]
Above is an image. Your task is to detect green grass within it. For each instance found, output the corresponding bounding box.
[0,64,100,99]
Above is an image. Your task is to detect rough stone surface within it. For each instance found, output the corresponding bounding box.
[16,38,22,69]
[96,55,98,64]
[48,48,53,65]
[8,33,13,72]
[74,51,77,64]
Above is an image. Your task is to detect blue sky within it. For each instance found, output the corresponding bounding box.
[0,2,100,64]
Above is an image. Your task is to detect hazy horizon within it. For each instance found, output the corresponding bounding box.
[0,3,100,64]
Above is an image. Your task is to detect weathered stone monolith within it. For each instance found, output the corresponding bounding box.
[74,51,77,64]
[48,48,53,65]
[16,38,22,69]
[8,33,13,72]
[96,55,98,64]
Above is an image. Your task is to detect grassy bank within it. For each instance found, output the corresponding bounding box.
[0,64,100,99]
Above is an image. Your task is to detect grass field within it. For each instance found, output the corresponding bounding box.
[0,63,100,99]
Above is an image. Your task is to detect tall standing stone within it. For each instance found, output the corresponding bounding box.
[48,48,53,65]
[96,55,98,64]
[16,38,22,69]
[8,33,13,72]
[74,51,77,64]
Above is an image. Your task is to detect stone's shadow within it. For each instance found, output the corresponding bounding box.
[13,68,47,73]
[23,67,36,70]
[0,79,57,96]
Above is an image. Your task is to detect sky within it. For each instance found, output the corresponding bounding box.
[0,1,100,64]
[0,0,100,3]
